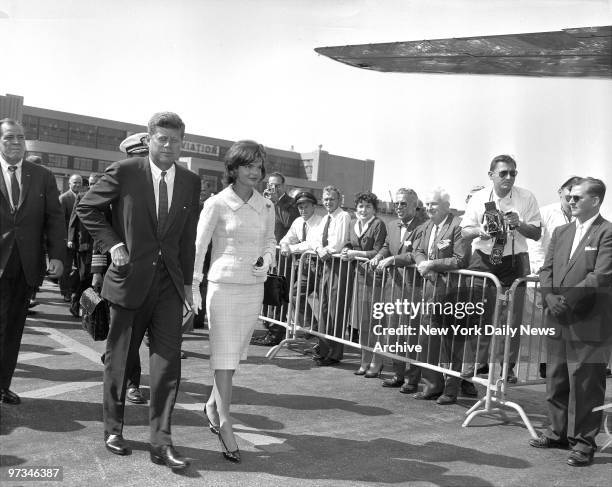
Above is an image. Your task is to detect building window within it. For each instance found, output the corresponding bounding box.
[97,127,126,151]
[97,160,113,171]
[38,117,69,144]
[69,123,97,148]
[74,157,93,171]
[22,115,39,140]
[47,154,69,168]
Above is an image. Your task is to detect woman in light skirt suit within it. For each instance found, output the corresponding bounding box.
[192,141,276,463]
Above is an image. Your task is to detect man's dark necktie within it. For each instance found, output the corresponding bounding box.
[158,171,168,236]
[301,221,307,242]
[8,166,20,209]
[321,215,331,247]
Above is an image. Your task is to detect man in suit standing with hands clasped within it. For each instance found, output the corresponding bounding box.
[77,112,200,470]
[0,118,65,405]
[530,177,612,467]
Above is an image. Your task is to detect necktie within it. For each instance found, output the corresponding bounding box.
[8,166,20,209]
[358,221,363,236]
[158,171,168,236]
[569,223,583,260]
[322,215,331,247]
[301,221,307,242]
[428,225,439,259]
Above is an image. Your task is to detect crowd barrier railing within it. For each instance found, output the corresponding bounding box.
[260,250,553,436]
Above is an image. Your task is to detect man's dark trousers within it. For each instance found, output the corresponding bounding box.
[104,260,182,447]
[0,247,33,390]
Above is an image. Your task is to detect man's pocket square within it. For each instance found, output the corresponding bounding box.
[584,246,597,251]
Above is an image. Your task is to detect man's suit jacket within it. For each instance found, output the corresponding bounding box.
[76,157,201,309]
[414,214,470,272]
[414,213,471,302]
[540,215,612,342]
[59,189,77,228]
[378,215,427,259]
[274,193,299,242]
[0,160,65,286]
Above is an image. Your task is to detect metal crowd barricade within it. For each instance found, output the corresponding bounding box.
[262,250,550,434]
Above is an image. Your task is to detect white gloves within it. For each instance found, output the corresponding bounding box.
[252,253,272,277]
[192,278,203,313]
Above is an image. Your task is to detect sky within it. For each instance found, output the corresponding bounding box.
[2,0,611,215]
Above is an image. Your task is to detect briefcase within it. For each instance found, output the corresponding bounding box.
[79,287,110,341]
[263,273,289,307]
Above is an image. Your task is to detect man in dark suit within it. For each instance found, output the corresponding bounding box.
[530,177,612,467]
[371,187,427,392]
[0,118,65,405]
[59,174,83,301]
[411,187,473,404]
[77,112,200,470]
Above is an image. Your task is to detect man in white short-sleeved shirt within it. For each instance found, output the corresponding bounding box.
[460,154,542,382]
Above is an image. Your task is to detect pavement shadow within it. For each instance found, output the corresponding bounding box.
[18,343,71,357]
[13,363,101,383]
[172,433,529,485]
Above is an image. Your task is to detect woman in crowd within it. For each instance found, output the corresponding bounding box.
[192,140,276,463]
[340,191,387,377]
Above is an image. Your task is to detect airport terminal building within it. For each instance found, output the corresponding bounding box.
[1,94,374,206]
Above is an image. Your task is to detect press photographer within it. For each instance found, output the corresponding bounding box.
[460,154,542,382]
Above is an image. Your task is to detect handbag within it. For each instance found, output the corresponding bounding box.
[263,273,289,307]
[79,287,110,341]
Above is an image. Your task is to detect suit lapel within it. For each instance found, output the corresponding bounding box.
[142,159,157,230]
[0,167,10,207]
[18,161,32,210]
[562,216,601,279]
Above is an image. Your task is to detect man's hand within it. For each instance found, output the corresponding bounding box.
[280,245,291,257]
[340,249,357,261]
[111,244,129,267]
[47,259,63,278]
[417,260,434,276]
[67,241,74,249]
[478,223,492,240]
[376,256,394,272]
[368,255,381,268]
[92,273,103,290]
[504,211,521,230]
[184,284,193,307]
[545,294,568,317]
[316,247,331,261]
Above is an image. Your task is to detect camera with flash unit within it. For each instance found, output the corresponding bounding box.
[263,182,277,199]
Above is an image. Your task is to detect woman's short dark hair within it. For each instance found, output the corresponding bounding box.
[354,191,379,212]
[223,140,267,186]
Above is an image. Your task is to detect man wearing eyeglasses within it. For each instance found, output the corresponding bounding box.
[531,177,612,467]
[460,154,542,383]
[370,188,428,392]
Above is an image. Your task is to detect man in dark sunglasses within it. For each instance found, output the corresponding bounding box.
[533,177,612,467]
[460,154,542,383]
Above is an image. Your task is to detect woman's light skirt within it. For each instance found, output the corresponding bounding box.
[206,281,264,370]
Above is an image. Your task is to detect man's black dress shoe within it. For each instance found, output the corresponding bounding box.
[0,388,21,405]
[399,383,418,394]
[413,390,443,400]
[382,376,404,388]
[567,450,594,467]
[126,387,146,404]
[436,394,457,405]
[461,381,478,397]
[105,434,131,456]
[150,445,189,470]
[316,357,339,366]
[506,367,518,384]
[528,435,568,449]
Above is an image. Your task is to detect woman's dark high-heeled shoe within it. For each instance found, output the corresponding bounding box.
[364,364,384,378]
[217,429,241,463]
[203,407,220,436]
[354,367,368,376]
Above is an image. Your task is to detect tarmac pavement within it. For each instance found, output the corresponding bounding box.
[1,279,611,486]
